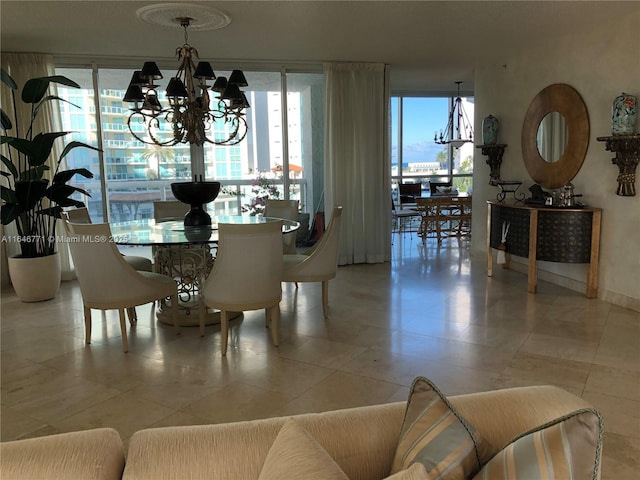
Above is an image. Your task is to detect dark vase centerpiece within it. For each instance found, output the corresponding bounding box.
[170,178,221,227]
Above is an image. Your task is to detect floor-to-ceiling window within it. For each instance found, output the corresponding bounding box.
[391,95,474,202]
[55,65,323,223]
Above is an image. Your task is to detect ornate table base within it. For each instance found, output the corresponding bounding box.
[154,244,240,326]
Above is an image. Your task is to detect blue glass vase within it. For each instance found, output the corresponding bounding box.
[482,114,499,144]
[612,93,637,136]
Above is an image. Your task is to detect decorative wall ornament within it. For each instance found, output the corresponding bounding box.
[596,135,640,196]
[477,143,507,185]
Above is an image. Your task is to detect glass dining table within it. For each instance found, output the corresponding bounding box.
[110,215,300,326]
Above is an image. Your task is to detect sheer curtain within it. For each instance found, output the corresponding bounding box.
[1,53,74,279]
[323,63,391,265]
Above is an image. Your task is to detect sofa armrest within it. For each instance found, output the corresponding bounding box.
[0,428,125,480]
[449,385,593,454]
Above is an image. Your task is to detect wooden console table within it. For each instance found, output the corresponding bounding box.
[486,202,601,298]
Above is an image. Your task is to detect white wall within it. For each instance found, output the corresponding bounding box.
[471,9,640,311]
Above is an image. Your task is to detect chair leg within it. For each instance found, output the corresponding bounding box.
[269,305,280,347]
[118,308,129,353]
[322,280,329,318]
[197,294,206,337]
[84,305,92,344]
[171,292,180,336]
[127,307,137,324]
[221,310,229,356]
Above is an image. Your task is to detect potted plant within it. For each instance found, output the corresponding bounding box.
[1,68,99,302]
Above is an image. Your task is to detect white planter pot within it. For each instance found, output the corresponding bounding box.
[8,252,61,302]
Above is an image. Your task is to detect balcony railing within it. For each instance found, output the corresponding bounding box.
[73,178,309,224]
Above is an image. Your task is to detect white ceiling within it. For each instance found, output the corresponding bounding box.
[1,1,637,93]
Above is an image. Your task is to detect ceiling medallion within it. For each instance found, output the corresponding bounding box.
[136,3,232,31]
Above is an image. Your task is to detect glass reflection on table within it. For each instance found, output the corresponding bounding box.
[110,216,300,246]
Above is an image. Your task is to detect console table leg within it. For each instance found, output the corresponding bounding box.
[487,204,493,277]
[586,210,602,298]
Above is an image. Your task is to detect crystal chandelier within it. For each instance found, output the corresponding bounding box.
[434,81,473,149]
[123,17,249,147]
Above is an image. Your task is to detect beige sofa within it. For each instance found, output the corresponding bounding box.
[1,385,596,480]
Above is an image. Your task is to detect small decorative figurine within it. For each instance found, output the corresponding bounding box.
[526,184,550,205]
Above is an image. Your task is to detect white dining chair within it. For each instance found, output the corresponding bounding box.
[66,207,152,272]
[61,218,178,353]
[282,206,343,318]
[66,207,154,323]
[198,221,283,355]
[153,201,190,222]
[263,199,299,254]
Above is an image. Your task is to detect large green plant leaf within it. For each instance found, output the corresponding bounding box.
[1,184,17,203]
[52,167,94,184]
[1,70,16,130]
[46,183,90,206]
[2,137,38,158]
[0,202,21,225]
[1,68,18,90]
[1,153,18,177]
[59,141,101,162]
[22,76,80,104]
[14,179,48,211]
[19,165,50,181]
[29,132,69,166]
[1,108,12,130]
[33,95,81,118]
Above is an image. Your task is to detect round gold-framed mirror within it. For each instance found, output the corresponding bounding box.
[522,84,589,189]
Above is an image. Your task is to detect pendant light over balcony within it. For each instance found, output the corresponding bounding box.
[434,81,473,149]
[124,8,249,147]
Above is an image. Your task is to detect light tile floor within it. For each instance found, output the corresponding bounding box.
[1,234,639,478]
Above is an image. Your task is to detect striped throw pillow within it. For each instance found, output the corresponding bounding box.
[384,463,431,479]
[390,376,490,480]
[472,408,603,480]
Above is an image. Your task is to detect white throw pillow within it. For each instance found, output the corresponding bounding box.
[258,419,349,480]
